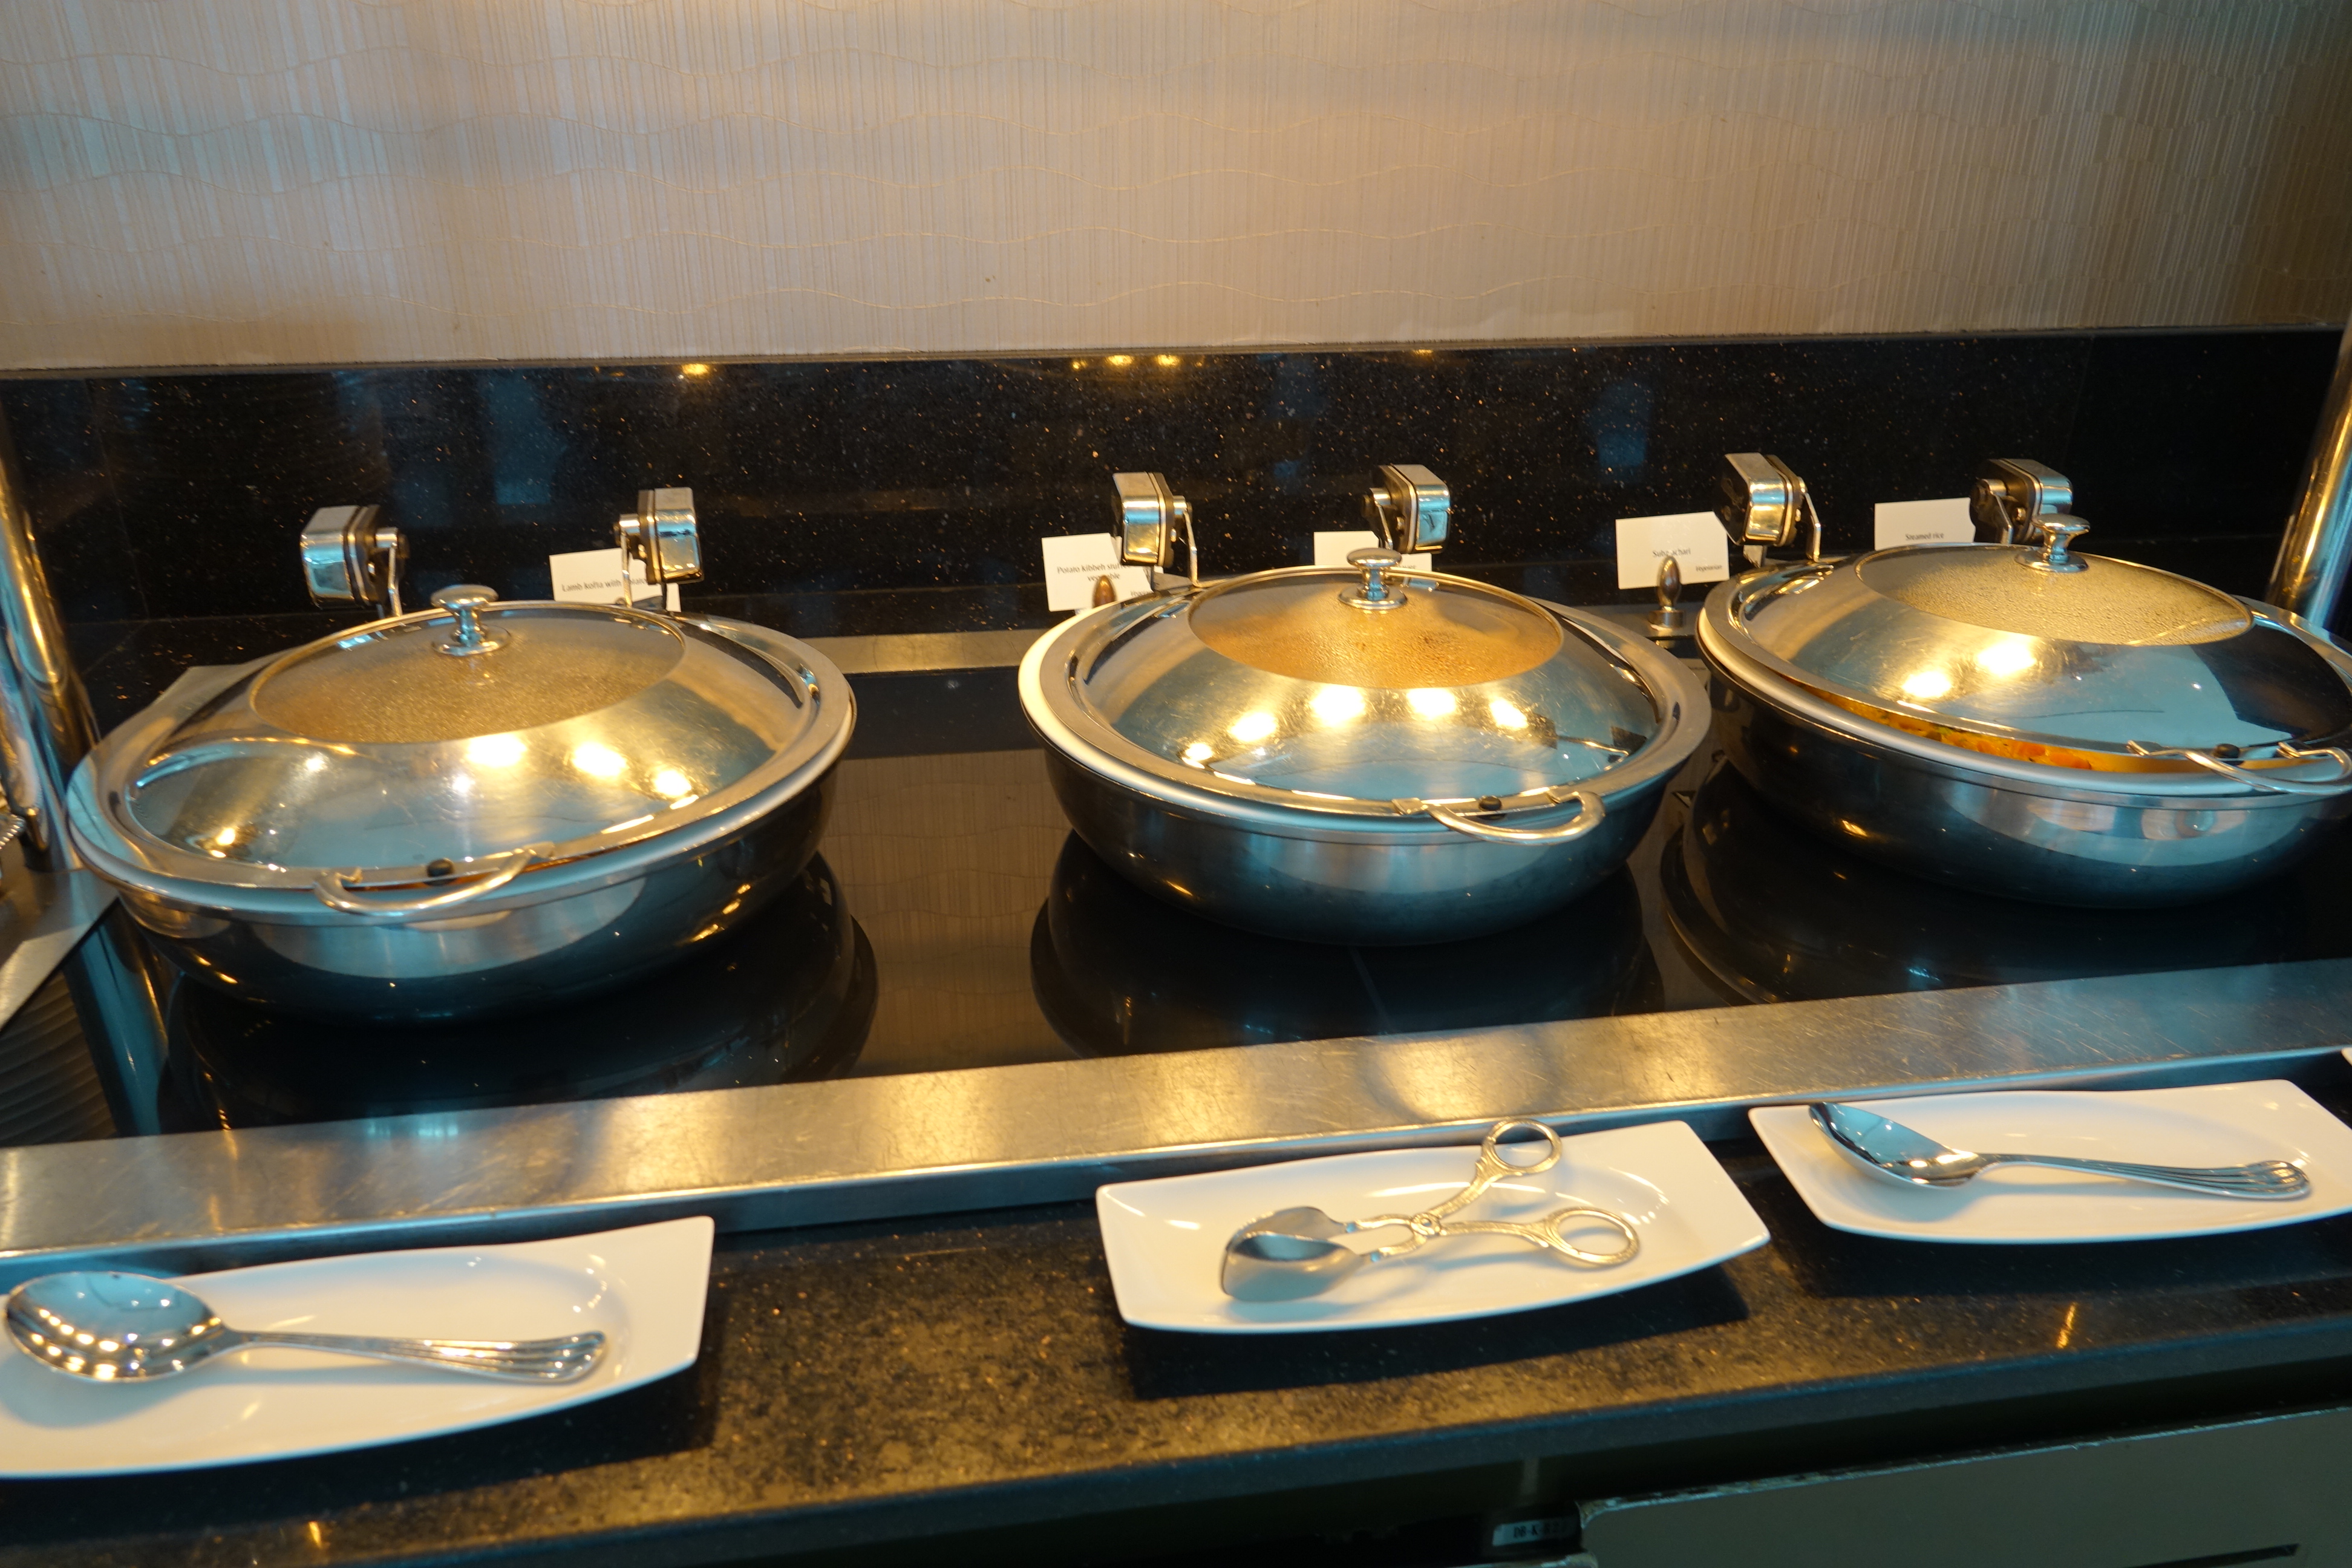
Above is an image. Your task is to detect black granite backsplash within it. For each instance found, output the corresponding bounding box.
[2,327,2340,640]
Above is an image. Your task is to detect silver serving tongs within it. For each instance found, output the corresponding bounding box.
[1220,1120,1641,1302]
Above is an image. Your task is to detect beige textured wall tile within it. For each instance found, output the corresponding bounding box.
[0,0,2345,369]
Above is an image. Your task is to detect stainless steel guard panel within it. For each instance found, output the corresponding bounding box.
[2,957,2348,1285]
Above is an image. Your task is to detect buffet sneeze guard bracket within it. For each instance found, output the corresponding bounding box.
[1363,464,1450,555]
[618,486,704,587]
[1717,453,1820,565]
[5,958,2351,1285]
[1970,458,2076,547]
[299,506,407,617]
[1113,471,1198,588]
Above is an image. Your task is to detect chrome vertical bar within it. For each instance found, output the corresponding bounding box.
[0,417,96,870]
[0,412,168,1065]
[2267,321,2352,629]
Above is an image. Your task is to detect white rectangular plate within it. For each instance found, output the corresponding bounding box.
[0,1216,714,1477]
[1751,1082,2352,1245]
[1096,1120,1768,1333]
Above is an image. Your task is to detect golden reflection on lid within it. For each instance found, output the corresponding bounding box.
[1975,637,2037,678]
[1228,711,1278,744]
[570,742,626,779]
[1899,668,1953,701]
[1309,686,1367,725]
[465,734,526,767]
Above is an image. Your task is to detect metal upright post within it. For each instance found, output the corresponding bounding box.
[0,419,96,871]
[0,412,170,1123]
[2266,321,2352,630]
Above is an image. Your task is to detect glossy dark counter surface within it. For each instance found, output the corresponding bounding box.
[10,1116,2352,1568]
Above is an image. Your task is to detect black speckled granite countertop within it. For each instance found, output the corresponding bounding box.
[10,1128,2352,1567]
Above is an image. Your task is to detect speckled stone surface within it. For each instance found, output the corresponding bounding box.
[2,328,2340,633]
[8,1135,2352,1567]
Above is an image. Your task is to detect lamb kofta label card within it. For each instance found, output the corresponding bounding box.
[548,547,679,610]
[1873,497,1974,550]
[1041,534,1153,613]
[1615,512,1730,591]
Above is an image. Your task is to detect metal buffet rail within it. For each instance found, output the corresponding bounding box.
[4,342,2352,1288]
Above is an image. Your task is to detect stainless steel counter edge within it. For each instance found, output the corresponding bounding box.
[4,958,2349,1284]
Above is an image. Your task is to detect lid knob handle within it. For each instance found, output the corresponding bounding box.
[617,487,702,594]
[300,506,406,616]
[430,584,505,656]
[1339,545,1410,611]
[2025,517,2091,573]
[1647,554,1692,639]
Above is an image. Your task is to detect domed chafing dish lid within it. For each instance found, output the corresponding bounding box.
[1705,520,2352,782]
[92,590,845,900]
[1035,551,1671,823]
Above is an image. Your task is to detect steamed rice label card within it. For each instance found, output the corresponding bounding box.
[1873,497,1973,550]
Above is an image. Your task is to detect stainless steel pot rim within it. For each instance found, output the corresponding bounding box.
[1700,617,2346,808]
[1022,596,1705,840]
[88,611,849,896]
[1049,576,1674,823]
[67,739,843,925]
[66,620,854,919]
[1704,560,2352,761]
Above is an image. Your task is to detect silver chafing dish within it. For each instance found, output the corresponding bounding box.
[1019,468,1707,943]
[1699,457,2352,905]
[64,491,854,1020]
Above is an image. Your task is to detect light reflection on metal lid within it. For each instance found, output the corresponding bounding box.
[1229,711,1278,744]
[1309,686,1366,725]
[1899,668,1953,701]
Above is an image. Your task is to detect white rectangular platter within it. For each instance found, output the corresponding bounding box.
[0,1215,713,1477]
[1097,1120,1768,1333]
[1752,1082,2352,1245]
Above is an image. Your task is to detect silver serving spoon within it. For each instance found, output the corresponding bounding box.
[1810,1102,2310,1200]
[1221,1120,1642,1302]
[6,1272,607,1384]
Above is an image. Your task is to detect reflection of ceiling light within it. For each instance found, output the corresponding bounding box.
[651,768,693,798]
[1407,688,1457,718]
[466,734,526,768]
[1229,711,1278,744]
[1310,687,1367,725]
[1899,669,1953,701]
[1488,698,1529,730]
[213,826,237,846]
[1108,354,1134,367]
[1155,354,1180,367]
[303,752,328,773]
[1181,741,1214,765]
[1975,638,2037,678]
[571,742,627,779]
[681,362,711,377]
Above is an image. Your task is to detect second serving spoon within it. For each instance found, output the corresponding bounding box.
[6,1271,607,1384]
[1811,1102,2310,1200]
